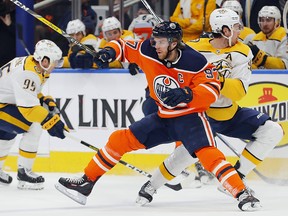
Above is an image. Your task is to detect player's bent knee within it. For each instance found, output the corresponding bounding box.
[195,146,226,173]
[254,120,283,145]
[106,129,146,157]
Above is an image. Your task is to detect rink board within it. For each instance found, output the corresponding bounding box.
[4,69,288,177]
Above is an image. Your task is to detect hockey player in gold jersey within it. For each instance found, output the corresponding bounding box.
[0,39,66,189]
[248,6,288,69]
[64,19,100,69]
[135,8,283,211]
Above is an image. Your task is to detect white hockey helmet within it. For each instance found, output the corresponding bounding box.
[33,39,63,71]
[258,6,281,23]
[128,14,158,31]
[222,0,243,17]
[66,19,86,36]
[210,8,241,33]
[102,16,122,36]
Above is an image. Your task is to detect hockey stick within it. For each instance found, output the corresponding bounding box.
[64,131,182,191]
[10,0,97,57]
[140,0,162,23]
[216,133,288,186]
[17,23,31,55]
[283,0,288,33]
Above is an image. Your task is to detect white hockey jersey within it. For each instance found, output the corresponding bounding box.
[0,56,49,123]
[187,38,253,120]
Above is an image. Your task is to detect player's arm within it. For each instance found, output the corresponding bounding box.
[13,72,65,139]
[188,64,221,109]
[220,54,252,101]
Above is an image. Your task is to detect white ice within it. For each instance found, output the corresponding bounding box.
[1,173,288,216]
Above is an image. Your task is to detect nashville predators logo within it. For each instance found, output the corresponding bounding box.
[212,59,232,77]
[238,82,288,147]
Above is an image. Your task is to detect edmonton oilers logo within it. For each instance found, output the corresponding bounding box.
[153,75,180,106]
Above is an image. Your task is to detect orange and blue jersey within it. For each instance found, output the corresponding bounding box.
[106,39,221,118]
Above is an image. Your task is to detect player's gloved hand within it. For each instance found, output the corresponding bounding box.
[69,52,93,69]
[41,113,65,139]
[247,42,268,67]
[94,47,116,69]
[162,87,193,107]
[128,63,140,76]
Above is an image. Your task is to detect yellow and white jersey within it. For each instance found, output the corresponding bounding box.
[239,27,255,45]
[0,56,46,107]
[252,27,288,69]
[187,38,253,120]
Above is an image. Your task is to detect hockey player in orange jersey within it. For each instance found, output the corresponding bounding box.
[55,21,260,211]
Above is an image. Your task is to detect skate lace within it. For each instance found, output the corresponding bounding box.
[144,181,156,195]
[25,169,41,178]
[66,176,85,184]
[0,170,10,181]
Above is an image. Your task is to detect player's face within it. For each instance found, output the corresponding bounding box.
[258,17,277,35]
[152,37,170,60]
[230,23,242,45]
[105,29,121,41]
[40,58,55,74]
[69,32,84,42]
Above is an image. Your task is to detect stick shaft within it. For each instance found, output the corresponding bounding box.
[10,0,96,57]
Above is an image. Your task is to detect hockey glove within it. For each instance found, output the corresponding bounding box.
[69,52,94,69]
[94,47,116,69]
[248,43,268,67]
[40,95,60,116]
[128,63,140,76]
[162,87,193,107]
[41,113,65,139]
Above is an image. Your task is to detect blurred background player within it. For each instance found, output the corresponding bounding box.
[170,0,216,42]
[99,16,140,74]
[135,8,283,206]
[248,6,288,69]
[221,0,256,44]
[128,14,158,40]
[0,39,66,189]
[63,18,100,69]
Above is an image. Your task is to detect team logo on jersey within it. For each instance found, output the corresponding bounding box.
[238,82,288,147]
[212,59,232,77]
[153,75,180,108]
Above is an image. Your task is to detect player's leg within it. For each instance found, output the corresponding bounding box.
[0,104,32,185]
[55,113,173,205]
[0,131,16,185]
[17,123,45,190]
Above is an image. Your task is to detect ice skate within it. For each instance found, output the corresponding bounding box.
[17,167,44,190]
[136,181,156,206]
[55,174,96,205]
[0,169,13,185]
[195,161,215,184]
[237,189,261,211]
[176,169,202,189]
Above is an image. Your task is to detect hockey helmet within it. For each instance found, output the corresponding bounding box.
[222,0,243,17]
[66,19,86,36]
[102,16,122,36]
[258,6,281,23]
[152,21,182,42]
[33,39,63,71]
[210,8,242,33]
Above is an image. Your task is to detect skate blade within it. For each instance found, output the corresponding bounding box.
[0,181,12,186]
[240,201,262,211]
[17,181,44,190]
[55,183,87,205]
[135,196,149,206]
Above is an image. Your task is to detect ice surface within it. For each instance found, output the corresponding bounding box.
[1,173,288,216]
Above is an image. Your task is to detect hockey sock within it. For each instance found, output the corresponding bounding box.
[85,129,145,181]
[196,146,245,198]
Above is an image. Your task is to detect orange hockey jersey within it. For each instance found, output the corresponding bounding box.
[106,39,220,118]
